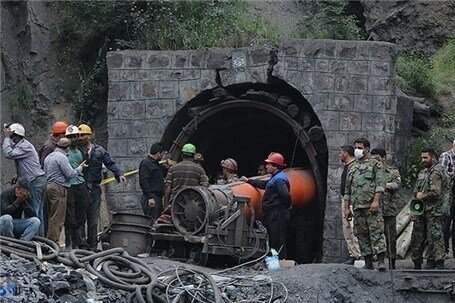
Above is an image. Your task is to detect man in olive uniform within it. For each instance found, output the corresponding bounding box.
[371,148,401,269]
[411,147,450,269]
[343,138,387,271]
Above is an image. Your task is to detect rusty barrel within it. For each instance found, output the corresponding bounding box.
[171,168,317,235]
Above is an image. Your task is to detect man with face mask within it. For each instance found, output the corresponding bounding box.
[343,138,386,271]
[410,147,450,269]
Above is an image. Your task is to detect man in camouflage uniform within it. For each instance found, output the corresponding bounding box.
[371,148,401,269]
[411,147,450,269]
[344,138,387,271]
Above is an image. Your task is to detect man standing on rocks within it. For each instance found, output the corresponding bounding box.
[339,145,361,265]
[139,142,166,223]
[371,148,401,269]
[440,139,455,258]
[411,147,450,269]
[2,123,47,237]
[44,138,87,244]
[0,177,40,241]
[343,138,387,271]
[77,124,127,251]
[240,152,291,259]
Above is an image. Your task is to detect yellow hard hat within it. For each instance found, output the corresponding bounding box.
[78,124,92,135]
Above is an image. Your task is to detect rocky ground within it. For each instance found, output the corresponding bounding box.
[1,250,454,303]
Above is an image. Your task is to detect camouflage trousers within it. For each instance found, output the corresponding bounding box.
[353,208,386,256]
[411,213,446,262]
[383,216,397,259]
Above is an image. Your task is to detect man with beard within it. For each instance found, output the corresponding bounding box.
[411,147,450,269]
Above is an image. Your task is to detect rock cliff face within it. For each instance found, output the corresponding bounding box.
[1,1,77,182]
[361,0,455,56]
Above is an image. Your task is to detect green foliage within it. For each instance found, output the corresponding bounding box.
[402,126,455,188]
[296,0,362,40]
[10,83,33,121]
[433,38,455,84]
[396,53,437,98]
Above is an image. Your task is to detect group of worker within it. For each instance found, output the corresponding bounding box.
[1,121,126,251]
[341,137,454,270]
[138,142,291,258]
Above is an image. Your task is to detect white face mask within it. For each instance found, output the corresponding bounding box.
[354,148,364,159]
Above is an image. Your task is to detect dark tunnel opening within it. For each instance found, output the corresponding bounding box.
[161,82,328,263]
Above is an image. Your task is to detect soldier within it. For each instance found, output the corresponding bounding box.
[343,138,387,271]
[220,158,239,184]
[371,148,401,269]
[411,147,450,269]
[339,145,361,265]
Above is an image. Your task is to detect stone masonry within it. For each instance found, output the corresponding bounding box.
[106,39,413,262]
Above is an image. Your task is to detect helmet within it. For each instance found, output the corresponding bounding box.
[194,153,204,162]
[265,152,285,167]
[78,124,92,135]
[181,143,196,154]
[52,121,69,134]
[221,158,238,172]
[65,125,80,137]
[9,123,25,137]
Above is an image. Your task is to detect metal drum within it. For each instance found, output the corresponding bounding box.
[109,213,152,256]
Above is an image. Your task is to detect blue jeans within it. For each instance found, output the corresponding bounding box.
[0,215,14,238]
[0,215,40,241]
[30,175,47,237]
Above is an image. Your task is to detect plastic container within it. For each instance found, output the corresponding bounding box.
[0,279,16,297]
[265,249,281,270]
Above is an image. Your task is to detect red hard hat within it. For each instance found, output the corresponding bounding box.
[52,121,69,134]
[265,152,285,167]
[221,158,238,172]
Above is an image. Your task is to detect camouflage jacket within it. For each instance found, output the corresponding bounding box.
[381,165,402,216]
[344,155,385,210]
[414,163,451,216]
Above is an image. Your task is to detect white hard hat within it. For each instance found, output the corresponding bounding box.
[65,125,80,136]
[9,123,25,137]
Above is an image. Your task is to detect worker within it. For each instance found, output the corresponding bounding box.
[77,124,127,251]
[240,152,291,259]
[440,138,455,258]
[194,153,205,167]
[2,123,47,237]
[163,143,209,209]
[65,125,91,249]
[43,138,87,244]
[257,163,267,176]
[0,177,40,241]
[220,158,239,184]
[39,121,69,167]
[343,138,387,271]
[139,142,166,223]
[411,147,450,269]
[371,147,401,269]
[339,144,361,265]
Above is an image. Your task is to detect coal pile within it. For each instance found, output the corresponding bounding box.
[0,253,127,302]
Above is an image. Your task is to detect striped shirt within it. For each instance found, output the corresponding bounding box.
[440,149,455,178]
[165,159,209,200]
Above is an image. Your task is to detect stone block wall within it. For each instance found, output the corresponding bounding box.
[106,39,412,262]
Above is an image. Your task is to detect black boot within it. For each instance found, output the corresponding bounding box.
[413,261,421,270]
[434,260,445,269]
[424,260,435,269]
[65,228,71,249]
[389,258,396,270]
[377,252,386,271]
[363,255,374,270]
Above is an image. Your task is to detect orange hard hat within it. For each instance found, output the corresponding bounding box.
[265,152,285,167]
[52,121,69,134]
[221,158,238,172]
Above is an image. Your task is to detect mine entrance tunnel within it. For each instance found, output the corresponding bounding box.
[161,82,328,263]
